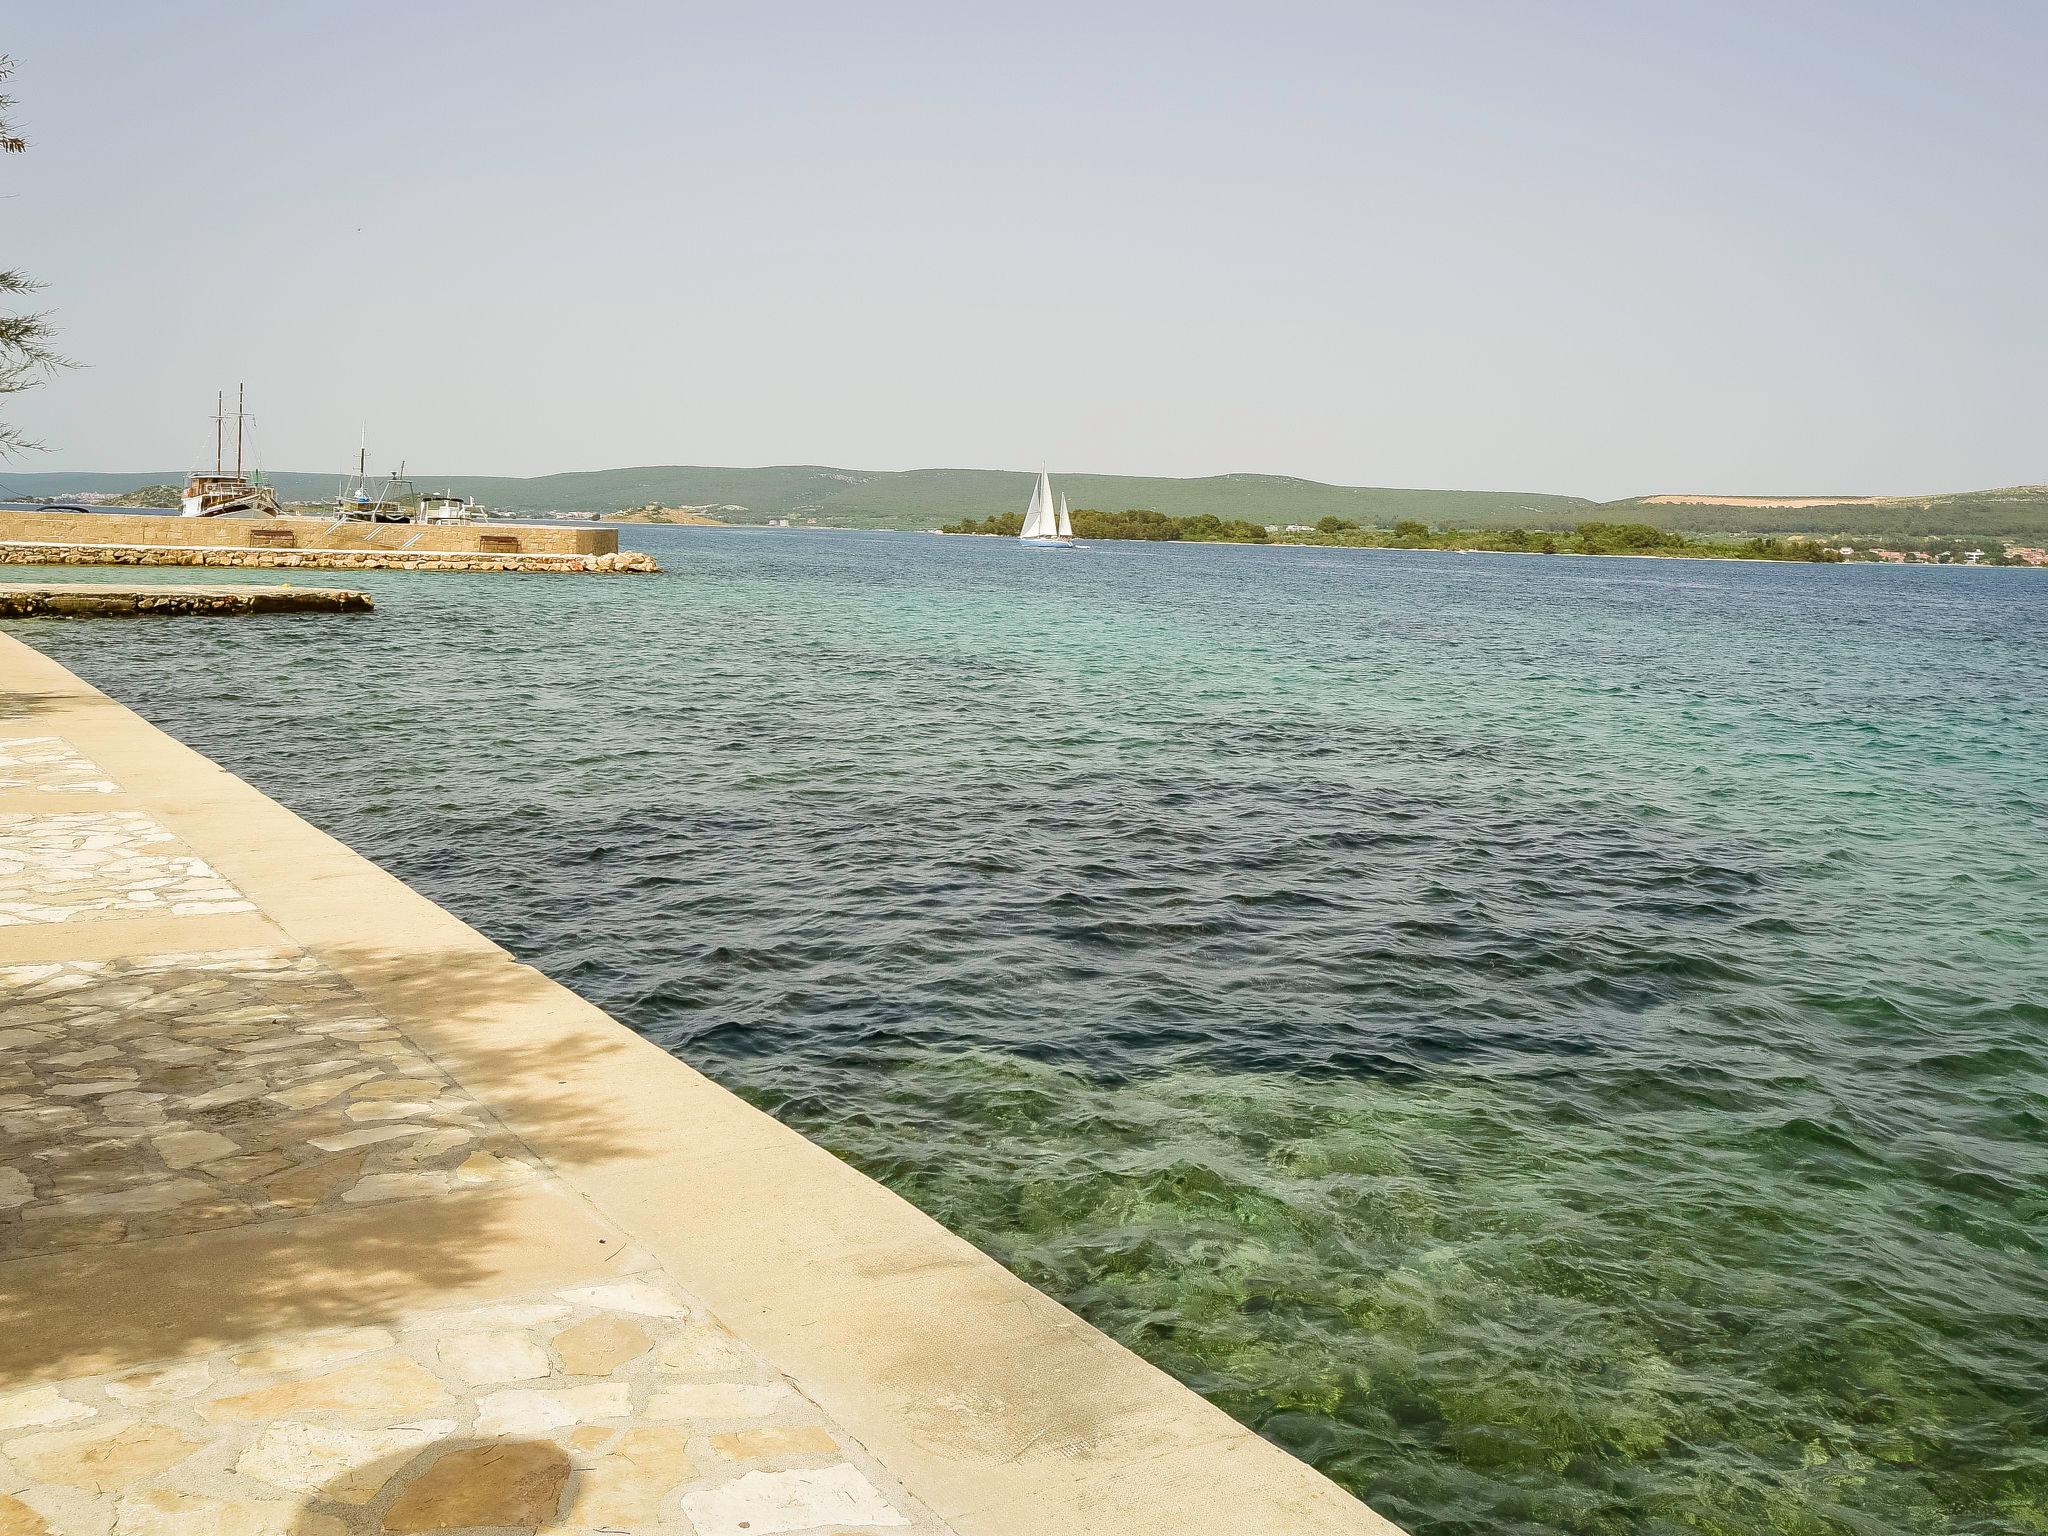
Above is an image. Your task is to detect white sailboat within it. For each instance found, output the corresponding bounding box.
[1018,470,1075,549]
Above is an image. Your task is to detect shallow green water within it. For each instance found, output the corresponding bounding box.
[12,532,2046,1534]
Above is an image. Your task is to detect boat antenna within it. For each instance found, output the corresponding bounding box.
[234,383,245,479]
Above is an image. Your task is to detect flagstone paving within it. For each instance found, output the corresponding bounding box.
[0,1263,942,1535]
[0,737,116,795]
[0,736,954,1535]
[0,809,251,926]
[0,949,543,1260]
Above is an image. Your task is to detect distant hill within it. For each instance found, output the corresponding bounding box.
[1600,487,2048,541]
[4,466,2044,540]
[0,467,1591,530]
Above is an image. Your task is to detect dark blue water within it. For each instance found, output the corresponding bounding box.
[10,530,2047,1534]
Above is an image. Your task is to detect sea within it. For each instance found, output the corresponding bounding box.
[8,529,2044,1536]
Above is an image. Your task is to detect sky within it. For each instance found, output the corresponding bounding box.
[3,0,2044,499]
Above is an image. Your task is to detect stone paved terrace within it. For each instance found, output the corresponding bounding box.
[0,630,1403,1536]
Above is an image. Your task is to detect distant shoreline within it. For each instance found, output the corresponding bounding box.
[934,523,2037,567]
[7,470,2044,544]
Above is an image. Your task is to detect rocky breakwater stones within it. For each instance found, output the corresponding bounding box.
[592,550,662,572]
[0,584,374,617]
[0,545,660,574]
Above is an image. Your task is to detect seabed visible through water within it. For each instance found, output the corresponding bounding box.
[9,529,2045,1536]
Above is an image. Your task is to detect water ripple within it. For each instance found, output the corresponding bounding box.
[11,533,2046,1535]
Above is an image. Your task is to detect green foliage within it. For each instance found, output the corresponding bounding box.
[942,511,1023,535]
[106,483,181,509]
[1285,521,1844,562]
[1601,488,2048,541]
[1076,508,1184,541]
[0,56,21,154]
[938,509,1860,563]
[1316,516,1359,534]
[1740,536,1847,563]
[0,57,71,460]
[1573,521,1686,554]
[944,507,1269,543]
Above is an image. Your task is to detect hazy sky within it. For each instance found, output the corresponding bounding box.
[5,1,2044,497]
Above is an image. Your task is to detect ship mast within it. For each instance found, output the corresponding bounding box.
[234,382,245,479]
[214,392,224,474]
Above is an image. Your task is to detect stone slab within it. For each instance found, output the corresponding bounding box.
[0,584,373,617]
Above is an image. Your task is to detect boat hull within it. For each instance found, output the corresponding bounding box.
[1018,537,1076,550]
[180,485,281,519]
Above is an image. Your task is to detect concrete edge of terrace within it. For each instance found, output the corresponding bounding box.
[0,630,1408,1536]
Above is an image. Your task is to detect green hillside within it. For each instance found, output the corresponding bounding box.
[0,465,1596,528]
[1602,488,2048,541]
[5,465,2045,540]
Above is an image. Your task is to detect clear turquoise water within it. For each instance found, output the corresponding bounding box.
[11,532,2046,1534]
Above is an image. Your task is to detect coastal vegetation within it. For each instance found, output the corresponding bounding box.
[1296,518,1847,561]
[106,483,181,508]
[944,510,1850,561]
[606,503,729,526]
[944,507,1272,543]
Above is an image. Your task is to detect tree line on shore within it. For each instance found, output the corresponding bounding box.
[945,508,1273,542]
[942,509,1850,561]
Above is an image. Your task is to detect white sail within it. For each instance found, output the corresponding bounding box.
[1019,470,1058,539]
[1018,475,1044,539]
[1056,492,1073,538]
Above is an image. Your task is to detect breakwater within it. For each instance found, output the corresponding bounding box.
[0,582,373,617]
[0,542,658,574]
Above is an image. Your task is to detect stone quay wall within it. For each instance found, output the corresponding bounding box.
[0,511,617,557]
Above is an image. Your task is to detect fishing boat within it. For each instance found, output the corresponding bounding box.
[180,385,281,518]
[331,434,488,524]
[1018,470,1075,549]
[417,491,483,524]
[333,437,417,523]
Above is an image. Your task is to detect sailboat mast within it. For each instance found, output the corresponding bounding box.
[214,392,223,474]
[234,383,245,479]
